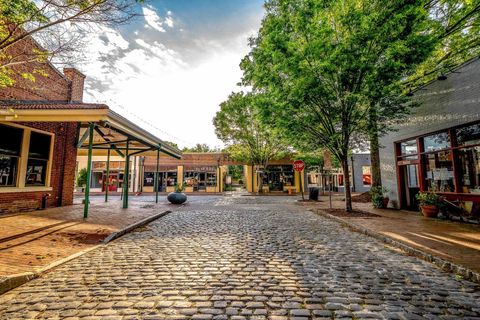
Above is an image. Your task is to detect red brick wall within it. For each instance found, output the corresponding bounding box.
[0,38,71,101]
[0,122,79,214]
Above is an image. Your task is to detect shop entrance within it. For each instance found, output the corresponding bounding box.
[399,164,420,211]
[101,172,119,192]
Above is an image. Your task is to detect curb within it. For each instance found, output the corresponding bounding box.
[311,208,480,284]
[103,210,171,243]
[0,210,171,295]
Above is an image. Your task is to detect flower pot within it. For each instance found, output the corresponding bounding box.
[420,204,439,218]
[167,192,187,204]
[382,197,390,208]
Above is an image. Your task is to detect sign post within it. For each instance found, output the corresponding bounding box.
[293,160,305,201]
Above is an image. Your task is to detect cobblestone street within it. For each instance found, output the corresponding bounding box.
[0,195,479,319]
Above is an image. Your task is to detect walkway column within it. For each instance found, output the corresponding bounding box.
[105,148,111,202]
[155,148,160,203]
[83,123,94,219]
[123,140,130,209]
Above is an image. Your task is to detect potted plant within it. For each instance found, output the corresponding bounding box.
[371,186,389,208]
[76,168,88,192]
[416,192,442,218]
[167,183,187,204]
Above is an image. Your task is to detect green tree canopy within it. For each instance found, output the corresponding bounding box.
[213,91,290,192]
[182,143,220,153]
[241,0,437,211]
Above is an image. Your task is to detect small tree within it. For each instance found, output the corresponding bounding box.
[213,92,290,193]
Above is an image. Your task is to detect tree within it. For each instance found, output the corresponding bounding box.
[407,0,480,88]
[368,0,480,188]
[182,143,220,153]
[0,0,141,88]
[213,91,290,193]
[241,0,437,211]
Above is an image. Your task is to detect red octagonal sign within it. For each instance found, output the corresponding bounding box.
[293,160,305,172]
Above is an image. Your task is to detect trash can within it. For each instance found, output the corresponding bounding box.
[309,187,320,201]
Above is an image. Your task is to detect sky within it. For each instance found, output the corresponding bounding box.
[77,0,265,149]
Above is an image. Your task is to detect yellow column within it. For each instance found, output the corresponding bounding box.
[177,165,184,187]
[295,170,301,194]
[245,165,255,193]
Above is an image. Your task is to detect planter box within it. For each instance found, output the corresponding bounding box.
[206,186,217,193]
[185,187,194,193]
[143,186,154,193]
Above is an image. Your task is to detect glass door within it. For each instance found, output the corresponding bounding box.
[401,164,420,210]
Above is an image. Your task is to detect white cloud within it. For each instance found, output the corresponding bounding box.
[77,11,258,148]
[142,5,174,33]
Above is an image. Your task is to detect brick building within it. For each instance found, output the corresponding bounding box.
[1,37,181,214]
[379,58,480,217]
[0,37,106,213]
[76,152,306,194]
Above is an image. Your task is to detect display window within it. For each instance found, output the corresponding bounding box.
[0,124,22,186]
[395,121,480,213]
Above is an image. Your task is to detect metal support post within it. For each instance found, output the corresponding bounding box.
[123,140,130,209]
[83,123,94,219]
[155,147,160,203]
[105,148,110,202]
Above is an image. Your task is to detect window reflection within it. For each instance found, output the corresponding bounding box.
[458,146,480,194]
[424,151,454,192]
[457,123,480,146]
[400,140,418,155]
[424,132,450,152]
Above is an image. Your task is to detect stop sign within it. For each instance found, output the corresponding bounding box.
[293,160,305,172]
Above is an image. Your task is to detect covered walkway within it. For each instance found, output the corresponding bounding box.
[1,104,182,217]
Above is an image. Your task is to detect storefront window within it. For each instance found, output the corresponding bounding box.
[362,166,371,186]
[144,172,155,187]
[206,172,217,187]
[458,146,480,194]
[400,140,418,156]
[0,124,22,187]
[424,151,454,192]
[91,172,103,188]
[457,123,480,146]
[166,172,177,186]
[423,132,450,152]
[25,132,51,186]
[262,165,294,191]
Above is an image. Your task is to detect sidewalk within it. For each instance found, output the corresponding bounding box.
[300,196,480,275]
[0,198,171,277]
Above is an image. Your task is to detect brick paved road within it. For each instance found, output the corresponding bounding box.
[1,195,479,319]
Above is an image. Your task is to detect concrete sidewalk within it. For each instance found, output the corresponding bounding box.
[0,198,171,277]
[300,196,480,275]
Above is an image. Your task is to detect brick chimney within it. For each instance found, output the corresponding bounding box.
[63,68,86,102]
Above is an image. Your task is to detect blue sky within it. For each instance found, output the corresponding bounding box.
[79,0,265,148]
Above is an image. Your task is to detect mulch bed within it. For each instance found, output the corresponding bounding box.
[351,192,372,203]
[325,208,381,218]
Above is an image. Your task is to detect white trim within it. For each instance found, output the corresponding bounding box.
[0,186,53,193]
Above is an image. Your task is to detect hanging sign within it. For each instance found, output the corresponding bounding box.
[293,160,305,172]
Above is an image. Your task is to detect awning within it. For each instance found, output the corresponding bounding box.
[0,102,182,159]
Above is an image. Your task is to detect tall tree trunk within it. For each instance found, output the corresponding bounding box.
[342,157,353,212]
[369,107,382,188]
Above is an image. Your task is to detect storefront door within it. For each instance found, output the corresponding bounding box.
[400,164,420,211]
[102,172,119,192]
